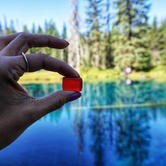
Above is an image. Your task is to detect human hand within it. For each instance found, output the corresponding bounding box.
[0,33,81,150]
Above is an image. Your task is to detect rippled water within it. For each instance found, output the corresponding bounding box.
[1,79,166,166]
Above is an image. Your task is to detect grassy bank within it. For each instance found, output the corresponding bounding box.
[18,65,166,85]
[18,70,63,84]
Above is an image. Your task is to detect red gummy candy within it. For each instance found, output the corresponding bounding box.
[62,77,83,92]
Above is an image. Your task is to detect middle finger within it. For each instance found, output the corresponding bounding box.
[10,53,79,79]
[1,32,69,56]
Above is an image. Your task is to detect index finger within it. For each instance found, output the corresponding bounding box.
[1,32,69,56]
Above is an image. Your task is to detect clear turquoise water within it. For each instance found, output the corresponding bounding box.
[1,79,166,166]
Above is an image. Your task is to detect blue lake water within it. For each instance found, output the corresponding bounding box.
[1,79,166,166]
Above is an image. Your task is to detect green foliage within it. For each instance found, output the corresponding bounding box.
[8,20,16,34]
[159,19,166,65]
[114,0,152,71]
[32,23,36,34]
[1,1,165,73]
[23,25,29,33]
[86,0,105,69]
[147,17,161,66]
[62,23,68,63]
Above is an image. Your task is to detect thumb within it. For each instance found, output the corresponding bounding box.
[32,90,81,120]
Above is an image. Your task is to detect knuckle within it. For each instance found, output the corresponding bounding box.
[58,61,67,72]
[35,53,48,60]
[41,53,51,68]
[55,94,66,109]
[17,32,30,42]
[40,53,48,58]
[19,32,29,39]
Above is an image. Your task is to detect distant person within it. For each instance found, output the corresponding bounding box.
[125,67,132,74]
[0,32,81,150]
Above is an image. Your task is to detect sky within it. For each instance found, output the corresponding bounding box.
[0,0,165,36]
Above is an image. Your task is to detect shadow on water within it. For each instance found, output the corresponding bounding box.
[22,79,166,166]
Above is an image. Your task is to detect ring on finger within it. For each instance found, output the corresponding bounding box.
[21,52,29,72]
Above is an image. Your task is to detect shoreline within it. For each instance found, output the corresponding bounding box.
[18,67,166,84]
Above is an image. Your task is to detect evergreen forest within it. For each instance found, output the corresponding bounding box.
[0,0,166,72]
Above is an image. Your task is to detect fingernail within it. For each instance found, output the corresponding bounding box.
[62,39,69,45]
[69,93,81,102]
[75,70,80,77]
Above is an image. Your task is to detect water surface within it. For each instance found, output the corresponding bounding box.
[1,79,166,166]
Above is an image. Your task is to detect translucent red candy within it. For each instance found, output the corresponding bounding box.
[62,77,83,92]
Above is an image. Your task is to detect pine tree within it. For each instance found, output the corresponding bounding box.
[105,0,113,68]
[45,20,60,58]
[23,25,29,33]
[110,24,119,66]
[62,23,68,63]
[30,23,37,54]
[32,23,36,34]
[148,17,160,66]
[86,0,105,69]
[45,20,60,37]
[114,0,151,71]
[159,19,166,65]
[35,26,43,53]
[79,33,89,70]
[37,26,43,34]
[4,16,8,35]
[8,20,16,34]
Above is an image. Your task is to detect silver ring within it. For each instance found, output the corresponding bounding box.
[21,52,29,72]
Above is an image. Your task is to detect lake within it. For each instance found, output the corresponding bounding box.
[0,79,166,166]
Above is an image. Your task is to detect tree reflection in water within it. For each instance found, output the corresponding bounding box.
[73,109,85,156]
[88,109,107,166]
[73,99,86,156]
[115,107,151,166]
[23,80,166,165]
[88,107,117,166]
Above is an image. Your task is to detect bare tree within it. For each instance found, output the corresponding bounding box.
[68,0,81,72]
